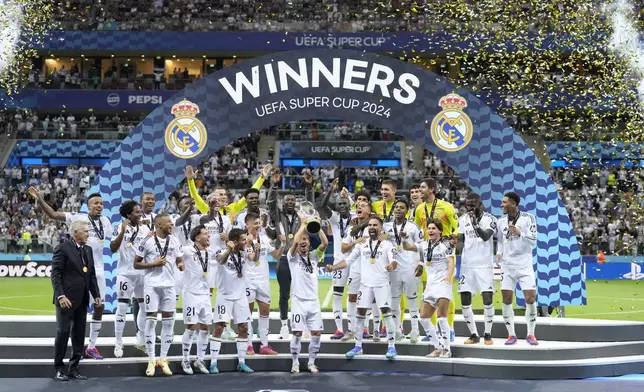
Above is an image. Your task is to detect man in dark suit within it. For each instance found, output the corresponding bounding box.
[51,220,101,381]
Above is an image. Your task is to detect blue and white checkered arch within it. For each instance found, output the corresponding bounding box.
[84,49,585,312]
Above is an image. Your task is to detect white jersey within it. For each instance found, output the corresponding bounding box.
[459,212,497,268]
[170,213,198,247]
[141,211,157,232]
[65,212,113,273]
[341,224,369,272]
[245,234,274,283]
[233,208,269,231]
[328,211,351,260]
[193,213,233,252]
[346,238,398,287]
[113,222,150,277]
[497,211,537,268]
[383,219,423,272]
[287,247,324,301]
[135,234,183,288]
[214,248,249,301]
[420,239,455,283]
[182,245,210,295]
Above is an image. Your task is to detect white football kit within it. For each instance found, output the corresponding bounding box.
[213,248,252,325]
[329,211,352,287]
[497,212,538,291]
[342,225,369,295]
[246,234,273,304]
[193,213,232,289]
[65,212,113,301]
[135,234,183,313]
[420,239,455,306]
[182,245,213,325]
[383,220,423,299]
[140,211,157,232]
[233,208,270,232]
[458,213,497,295]
[113,222,150,300]
[345,238,398,309]
[287,247,324,332]
[170,213,195,296]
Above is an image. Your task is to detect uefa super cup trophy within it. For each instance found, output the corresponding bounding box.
[299,201,321,234]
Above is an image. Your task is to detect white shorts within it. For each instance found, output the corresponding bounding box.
[207,263,218,289]
[501,264,536,291]
[390,269,420,299]
[214,296,251,325]
[458,267,495,295]
[332,258,351,287]
[144,286,177,313]
[116,274,144,300]
[357,284,392,309]
[175,270,183,297]
[422,281,453,307]
[291,297,323,332]
[183,291,213,325]
[90,271,106,302]
[347,268,361,295]
[246,280,271,304]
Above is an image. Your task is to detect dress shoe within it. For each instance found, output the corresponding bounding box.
[54,370,69,381]
[67,369,88,380]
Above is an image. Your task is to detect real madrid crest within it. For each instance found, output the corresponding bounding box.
[165,99,208,159]
[430,93,473,152]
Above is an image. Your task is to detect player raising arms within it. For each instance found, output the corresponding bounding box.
[317,178,352,340]
[134,214,184,377]
[245,212,285,355]
[457,193,497,345]
[287,216,328,374]
[210,229,255,374]
[180,225,213,375]
[403,219,455,358]
[28,187,112,360]
[110,200,149,357]
[329,216,399,360]
[497,192,539,346]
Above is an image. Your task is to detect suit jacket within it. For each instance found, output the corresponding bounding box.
[267,185,315,257]
[51,240,100,308]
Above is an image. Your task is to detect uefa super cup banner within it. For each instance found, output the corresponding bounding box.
[90,49,584,312]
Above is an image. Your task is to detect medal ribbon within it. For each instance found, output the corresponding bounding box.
[424,198,438,231]
[154,234,170,259]
[231,251,243,275]
[127,224,139,243]
[339,216,349,238]
[393,220,406,245]
[506,211,520,239]
[194,245,208,274]
[88,214,104,240]
[426,237,442,263]
[369,239,382,260]
[182,219,192,241]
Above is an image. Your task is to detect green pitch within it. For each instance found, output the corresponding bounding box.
[0,278,642,321]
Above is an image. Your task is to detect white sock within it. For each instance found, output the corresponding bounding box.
[290,335,301,363]
[136,300,146,345]
[347,301,357,333]
[197,330,209,361]
[526,302,537,336]
[281,319,288,329]
[462,305,478,336]
[437,317,450,351]
[160,317,174,358]
[383,312,396,348]
[114,302,128,345]
[371,304,381,334]
[391,297,402,332]
[88,320,101,349]
[248,319,254,342]
[182,329,195,360]
[502,303,516,337]
[408,298,419,333]
[145,316,157,360]
[209,337,222,364]
[333,292,344,332]
[484,304,495,335]
[355,314,365,347]
[420,318,439,348]
[308,335,321,365]
[236,338,247,364]
[259,315,270,348]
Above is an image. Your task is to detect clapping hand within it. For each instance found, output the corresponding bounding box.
[27,186,41,200]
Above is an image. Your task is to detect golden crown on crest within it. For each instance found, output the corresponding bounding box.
[171,99,200,117]
[439,93,467,110]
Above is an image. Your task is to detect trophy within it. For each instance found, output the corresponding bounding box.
[299,201,321,234]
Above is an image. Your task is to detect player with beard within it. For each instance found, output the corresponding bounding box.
[185,164,273,220]
[28,187,112,360]
[338,201,372,341]
[497,192,538,346]
[413,178,458,342]
[403,220,455,358]
[245,212,285,355]
[457,193,497,345]
[329,216,400,360]
[317,178,352,339]
[267,169,314,339]
[383,199,423,343]
[110,200,149,357]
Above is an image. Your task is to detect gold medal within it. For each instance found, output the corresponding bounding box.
[237,273,243,278]
[82,266,88,273]
[126,242,132,247]
[288,234,294,239]
[396,245,402,251]
[255,260,260,266]
[203,272,208,278]
[426,261,432,267]
[370,257,376,264]
[100,239,104,244]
